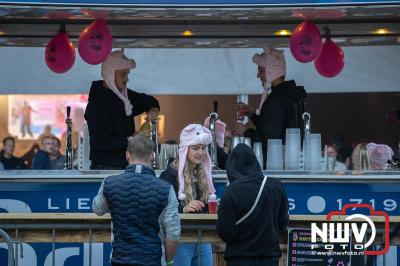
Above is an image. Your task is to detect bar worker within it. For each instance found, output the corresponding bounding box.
[85,49,160,170]
[235,47,307,145]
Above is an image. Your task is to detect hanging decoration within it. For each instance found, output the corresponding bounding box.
[45,24,76,74]
[78,19,112,65]
[290,20,322,63]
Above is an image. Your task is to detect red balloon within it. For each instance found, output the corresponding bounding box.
[45,32,76,74]
[314,39,345,78]
[78,19,112,65]
[290,20,322,63]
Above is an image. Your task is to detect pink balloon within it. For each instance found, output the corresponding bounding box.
[78,19,112,65]
[290,20,322,63]
[45,32,76,74]
[314,39,345,78]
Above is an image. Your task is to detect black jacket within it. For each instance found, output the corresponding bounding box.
[160,164,208,214]
[84,81,159,168]
[250,80,307,145]
[216,144,289,260]
[0,155,25,170]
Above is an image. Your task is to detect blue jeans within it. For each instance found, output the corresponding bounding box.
[173,243,213,266]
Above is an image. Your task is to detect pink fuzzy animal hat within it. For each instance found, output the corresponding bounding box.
[178,124,217,201]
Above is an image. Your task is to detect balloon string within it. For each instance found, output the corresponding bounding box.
[59,24,66,33]
[323,26,331,40]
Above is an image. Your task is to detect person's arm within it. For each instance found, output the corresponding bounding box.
[216,189,239,242]
[92,179,110,216]
[278,182,289,231]
[128,90,160,116]
[250,113,260,126]
[217,147,228,170]
[160,187,181,264]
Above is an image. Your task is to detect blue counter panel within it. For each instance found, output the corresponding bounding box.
[0,181,399,215]
[0,180,399,266]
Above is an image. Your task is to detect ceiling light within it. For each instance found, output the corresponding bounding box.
[373,28,391,35]
[275,30,291,36]
[182,30,193,37]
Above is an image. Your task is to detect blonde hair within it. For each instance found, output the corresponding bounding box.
[171,159,210,206]
[351,143,369,171]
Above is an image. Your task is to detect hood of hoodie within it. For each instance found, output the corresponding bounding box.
[271,80,307,102]
[88,80,115,103]
[226,143,264,183]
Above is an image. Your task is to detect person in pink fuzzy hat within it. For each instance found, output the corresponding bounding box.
[367,143,394,170]
[160,123,217,266]
[85,49,160,169]
[234,47,307,148]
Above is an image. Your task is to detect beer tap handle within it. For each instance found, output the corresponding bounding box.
[213,101,218,113]
[67,106,71,119]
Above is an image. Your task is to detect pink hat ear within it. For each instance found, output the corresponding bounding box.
[252,54,265,66]
[263,47,272,54]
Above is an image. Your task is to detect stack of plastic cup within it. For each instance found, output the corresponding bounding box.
[160,144,171,170]
[244,138,252,148]
[171,144,179,161]
[253,142,264,170]
[267,139,283,170]
[232,136,240,149]
[285,128,301,170]
[304,133,322,170]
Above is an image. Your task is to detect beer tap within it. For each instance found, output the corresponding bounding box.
[150,115,160,169]
[209,101,219,170]
[65,106,73,170]
[302,112,311,136]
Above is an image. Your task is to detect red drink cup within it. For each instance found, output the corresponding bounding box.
[237,103,246,122]
[208,199,218,214]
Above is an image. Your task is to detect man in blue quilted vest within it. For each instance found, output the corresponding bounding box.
[92,133,181,266]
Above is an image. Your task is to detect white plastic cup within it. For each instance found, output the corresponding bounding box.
[285,128,301,170]
[267,139,283,170]
[253,142,264,170]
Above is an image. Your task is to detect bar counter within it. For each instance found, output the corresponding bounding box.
[0,170,399,265]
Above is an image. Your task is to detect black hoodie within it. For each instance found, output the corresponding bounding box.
[216,144,289,260]
[250,80,307,145]
[84,80,160,168]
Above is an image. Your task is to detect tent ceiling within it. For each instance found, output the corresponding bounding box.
[0,3,399,47]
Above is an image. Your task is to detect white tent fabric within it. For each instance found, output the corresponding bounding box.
[0,45,399,95]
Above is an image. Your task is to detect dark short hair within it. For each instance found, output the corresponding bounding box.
[41,136,53,145]
[127,134,154,161]
[2,136,15,146]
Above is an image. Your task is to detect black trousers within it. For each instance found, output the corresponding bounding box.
[226,258,279,266]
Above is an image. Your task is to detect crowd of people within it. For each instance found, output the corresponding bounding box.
[0,125,66,170]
